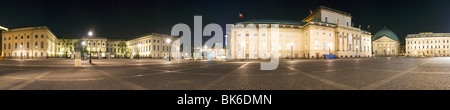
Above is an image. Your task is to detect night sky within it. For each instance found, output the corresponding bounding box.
[1,0,450,43]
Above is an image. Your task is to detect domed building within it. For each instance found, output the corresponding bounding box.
[372,27,401,56]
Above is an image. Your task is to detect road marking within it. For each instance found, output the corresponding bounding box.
[283,65,358,90]
[173,62,226,72]
[8,71,52,90]
[360,60,430,90]
[199,62,250,90]
[98,70,147,90]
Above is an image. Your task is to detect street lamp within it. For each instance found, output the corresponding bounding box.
[88,31,93,63]
[20,44,23,60]
[328,43,332,55]
[166,38,171,61]
[356,46,359,58]
[82,41,86,60]
[137,44,141,60]
[204,45,207,60]
[290,42,293,61]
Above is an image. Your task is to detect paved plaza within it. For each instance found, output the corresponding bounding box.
[0,57,449,90]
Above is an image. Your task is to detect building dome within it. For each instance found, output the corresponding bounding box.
[373,27,399,41]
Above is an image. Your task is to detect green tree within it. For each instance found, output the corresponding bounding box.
[60,35,73,58]
[118,41,130,58]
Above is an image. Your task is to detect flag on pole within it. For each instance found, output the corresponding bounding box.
[367,25,370,29]
[239,12,244,19]
[310,9,313,15]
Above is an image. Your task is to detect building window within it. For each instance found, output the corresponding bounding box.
[27,42,29,48]
[41,52,43,56]
[8,43,10,49]
[325,17,328,22]
[35,35,38,38]
[3,44,5,49]
[41,35,44,38]
[35,42,38,48]
[15,43,17,49]
[323,42,326,50]
[15,36,17,39]
[41,42,44,48]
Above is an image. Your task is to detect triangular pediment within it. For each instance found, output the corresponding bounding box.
[374,36,397,42]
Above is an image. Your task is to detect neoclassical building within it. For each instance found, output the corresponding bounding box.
[127,33,177,59]
[406,32,450,57]
[1,26,58,58]
[372,27,400,56]
[2,26,175,59]
[229,6,372,59]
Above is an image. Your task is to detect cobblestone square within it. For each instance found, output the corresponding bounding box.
[0,57,447,90]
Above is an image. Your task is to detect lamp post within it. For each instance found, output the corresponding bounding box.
[166,38,171,61]
[204,45,207,60]
[356,46,359,58]
[82,41,86,60]
[20,44,23,60]
[137,44,141,60]
[290,42,293,61]
[88,31,93,63]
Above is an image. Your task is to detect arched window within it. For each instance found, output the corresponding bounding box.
[41,42,44,48]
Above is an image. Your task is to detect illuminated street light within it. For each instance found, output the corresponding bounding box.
[88,31,93,63]
[20,45,23,60]
[166,38,172,61]
[82,41,86,60]
[290,42,293,61]
[88,31,93,37]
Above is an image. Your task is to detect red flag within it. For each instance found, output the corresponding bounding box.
[367,25,370,29]
[310,9,313,15]
[239,12,243,19]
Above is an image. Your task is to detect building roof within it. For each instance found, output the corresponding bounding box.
[407,33,450,38]
[237,19,307,25]
[373,27,399,41]
[302,6,351,22]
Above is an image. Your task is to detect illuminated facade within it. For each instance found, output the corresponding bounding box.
[2,26,176,59]
[1,26,58,58]
[372,27,400,56]
[406,32,450,57]
[229,6,372,59]
[127,33,177,59]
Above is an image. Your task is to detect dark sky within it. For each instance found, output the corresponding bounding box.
[1,0,450,43]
